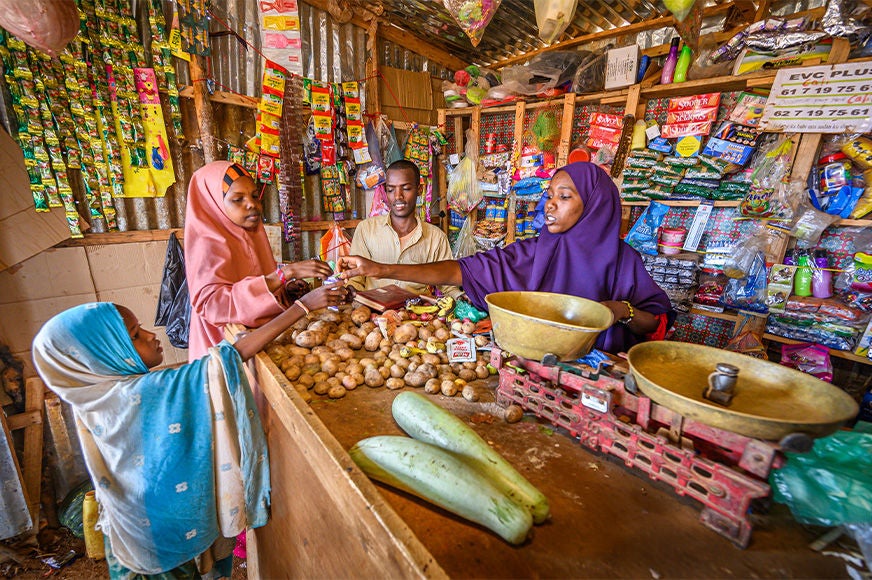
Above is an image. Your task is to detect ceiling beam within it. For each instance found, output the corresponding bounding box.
[302,0,468,71]
[488,2,736,69]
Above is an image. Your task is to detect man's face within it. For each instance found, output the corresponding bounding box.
[385,168,419,219]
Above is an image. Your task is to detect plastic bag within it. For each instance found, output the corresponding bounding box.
[534,0,578,43]
[663,0,698,22]
[452,215,477,259]
[740,136,794,218]
[721,250,768,313]
[780,343,833,382]
[319,223,351,264]
[447,130,483,215]
[0,0,79,57]
[501,51,585,96]
[569,49,607,93]
[442,0,503,47]
[625,201,669,255]
[154,233,191,349]
[368,183,390,217]
[375,118,402,166]
[791,200,840,248]
[771,429,872,527]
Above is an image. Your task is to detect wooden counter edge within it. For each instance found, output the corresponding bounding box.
[226,324,446,579]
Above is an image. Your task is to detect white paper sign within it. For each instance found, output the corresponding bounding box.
[760,63,872,133]
[447,337,476,362]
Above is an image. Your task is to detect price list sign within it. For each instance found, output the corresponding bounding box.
[760,63,872,133]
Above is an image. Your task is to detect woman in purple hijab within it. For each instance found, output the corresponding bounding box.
[339,162,674,353]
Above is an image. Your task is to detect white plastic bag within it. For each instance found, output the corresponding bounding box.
[447,130,483,215]
[534,0,578,43]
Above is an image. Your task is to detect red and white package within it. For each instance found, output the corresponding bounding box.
[666,106,719,124]
[660,121,713,138]
[667,93,721,112]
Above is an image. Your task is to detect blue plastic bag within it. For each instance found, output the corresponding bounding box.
[625,200,669,255]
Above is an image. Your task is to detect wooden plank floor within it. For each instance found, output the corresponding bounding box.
[309,382,847,579]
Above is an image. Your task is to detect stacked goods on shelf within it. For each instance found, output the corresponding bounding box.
[766,295,870,352]
[640,253,700,313]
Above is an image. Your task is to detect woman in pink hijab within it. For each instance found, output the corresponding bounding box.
[184,161,334,361]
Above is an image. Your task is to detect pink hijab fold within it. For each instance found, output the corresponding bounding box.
[185,161,283,360]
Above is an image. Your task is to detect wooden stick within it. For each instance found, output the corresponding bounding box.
[188,56,218,163]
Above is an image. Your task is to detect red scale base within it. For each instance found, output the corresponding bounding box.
[491,348,786,548]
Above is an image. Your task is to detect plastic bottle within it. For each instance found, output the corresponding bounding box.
[812,250,833,298]
[794,252,813,297]
[673,45,692,83]
[83,491,105,560]
[660,38,680,85]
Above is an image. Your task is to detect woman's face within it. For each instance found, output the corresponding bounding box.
[116,305,164,369]
[223,176,263,231]
[543,170,584,234]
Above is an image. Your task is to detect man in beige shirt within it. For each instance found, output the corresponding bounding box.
[347,160,462,298]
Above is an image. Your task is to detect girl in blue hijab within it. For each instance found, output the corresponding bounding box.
[32,282,346,577]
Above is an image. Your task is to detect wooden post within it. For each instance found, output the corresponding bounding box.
[557,93,576,167]
[23,378,44,524]
[188,56,218,163]
[437,108,448,233]
[506,101,527,245]
[469,107,481,233]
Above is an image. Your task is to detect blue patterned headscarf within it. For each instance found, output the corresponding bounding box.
[32,303,269,574]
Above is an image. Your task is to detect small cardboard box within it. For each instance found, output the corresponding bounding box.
[605,45,640,90]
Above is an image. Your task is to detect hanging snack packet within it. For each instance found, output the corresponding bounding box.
[721,250,768,313]
[625,200,669,255]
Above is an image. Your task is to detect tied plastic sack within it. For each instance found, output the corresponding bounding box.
[319,223,351,264]
[447,130,484,215]
[534,0,578,43]
[443,0,503,47]
[663,0,698,22]
[154,233,191,349]
[0,0,79,57]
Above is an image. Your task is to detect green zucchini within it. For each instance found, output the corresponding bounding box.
[350,435,533,545]
[392,391,550,524]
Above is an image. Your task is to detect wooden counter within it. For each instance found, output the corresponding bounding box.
[245,350,847,578]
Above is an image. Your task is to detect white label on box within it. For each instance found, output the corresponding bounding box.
[447,337,477,362]
[683,200,714,252]
[645,123,661,140]
[605,45,640,90]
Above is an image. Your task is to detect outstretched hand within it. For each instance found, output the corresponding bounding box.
[298,281,348,312]
[284,258,334,280]
[336,255,379,279]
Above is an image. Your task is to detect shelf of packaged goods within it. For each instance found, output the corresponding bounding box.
[621,200,740,207]
[763,333,872,366]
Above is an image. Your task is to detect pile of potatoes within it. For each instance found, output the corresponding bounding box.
[265,304,493,402]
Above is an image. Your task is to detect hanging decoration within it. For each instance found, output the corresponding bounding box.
[258,0,303,77]
[177,0,210,56]
[442,0,503,47]
[663,0,698,23]
[403,126,434,221]
[533,0,578,44]
[279,74,306,253]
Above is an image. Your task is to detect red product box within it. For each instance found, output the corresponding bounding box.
[588,112,624,130]
[660,121,713,138]
[667,93,721,112]
[588,124,622,144]
[666,106,719,124]
[585,136,620,150]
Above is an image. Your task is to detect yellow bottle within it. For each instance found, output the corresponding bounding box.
[82,491,105,560]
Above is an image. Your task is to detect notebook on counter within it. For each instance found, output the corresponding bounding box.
[352,284,419,312]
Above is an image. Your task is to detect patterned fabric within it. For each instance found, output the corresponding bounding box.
[32,303,269,575]
[670,312,734,348]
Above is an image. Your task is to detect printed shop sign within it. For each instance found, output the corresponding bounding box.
[761,63,872,133]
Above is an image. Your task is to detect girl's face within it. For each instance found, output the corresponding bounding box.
[116,305,164,369]
[223,176,263,231]
[543,170,584,234]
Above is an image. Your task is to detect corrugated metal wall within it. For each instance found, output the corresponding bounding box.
[76,0,449,257]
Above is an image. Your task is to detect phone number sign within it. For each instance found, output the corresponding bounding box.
[761,63,872,133]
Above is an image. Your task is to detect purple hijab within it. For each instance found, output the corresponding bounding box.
[459,162,674,353]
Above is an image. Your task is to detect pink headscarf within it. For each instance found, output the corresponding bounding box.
[185,161,283,360]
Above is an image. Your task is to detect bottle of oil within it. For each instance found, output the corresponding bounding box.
[83,491,105,560]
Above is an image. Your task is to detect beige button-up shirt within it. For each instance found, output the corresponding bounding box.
[347,214,462,298]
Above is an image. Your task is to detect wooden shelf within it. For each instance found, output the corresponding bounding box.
[763,333,872,366]
[835,218,872,227]
[621,200,740,207]
[689,307,738,322]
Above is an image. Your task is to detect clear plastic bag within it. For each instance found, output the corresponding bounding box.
[442,0,503,47]
[791,200,840,248]
[452,215,477,259]
[721,250,768,313]
[780,343,833,382]
[501,51,586,96]
[723,227,767,279]
[740,136,794,218]
[534,0,578,43]
[663,0,698,22]
[569,50,607,93]
[447,130,483,214]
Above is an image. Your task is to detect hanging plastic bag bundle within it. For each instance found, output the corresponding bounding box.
[447,130,484,215]
[442,0,503,47]
[320,223,352,264]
